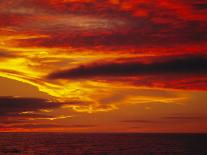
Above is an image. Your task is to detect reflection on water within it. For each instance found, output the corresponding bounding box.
[0,133,206,155]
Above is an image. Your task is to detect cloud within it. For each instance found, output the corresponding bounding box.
[121,115,207,125]
[163,116,207,120]
[0,51,18,59]
[13,17,207,51]
[0,120,28,125]
[194,3,207,10]
[6,124,67,129]
[47,56,207,90]
[0,96,60,114]
[49,56,207,79]
[0,96,85,119]
[121,120,160,124]
[0,124,62,129]
[0,0,207,123]
[0,123,97,130]
[0,96,96,130]
[1,0,206,52]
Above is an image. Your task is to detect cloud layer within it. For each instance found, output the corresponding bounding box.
[49,56,207,90]
[0,0,207,131]
[49,56,207,78]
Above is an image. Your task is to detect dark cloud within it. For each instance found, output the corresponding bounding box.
[66,124,97,128]
[0,97,61,123]
[121,115,207,125]
[9,124,66,129]
[0,120,28,125]
[48,55,207,90]
[0,124,66,129]
[0,96,60,115]
[194,3,207,10]
[0,124,97,129]
[0,113,51,118]
[0,96,94,129]
[0,51,18,59]
[0,96,85,120]
[121,120,159,124]
[48,56,207,79]
[163,116,207,120]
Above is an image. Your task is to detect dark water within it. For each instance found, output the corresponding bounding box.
[0,133,206,155]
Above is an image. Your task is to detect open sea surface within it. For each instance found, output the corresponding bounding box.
[0,133,206,155]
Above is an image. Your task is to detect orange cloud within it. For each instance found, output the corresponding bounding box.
[0,0,206,131]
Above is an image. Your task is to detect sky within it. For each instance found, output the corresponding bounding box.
[0,0,207,132]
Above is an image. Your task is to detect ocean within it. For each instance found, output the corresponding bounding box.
[0,133,206,155]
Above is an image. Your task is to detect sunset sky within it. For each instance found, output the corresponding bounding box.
[0,0,207,132]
